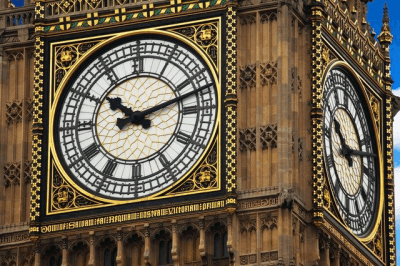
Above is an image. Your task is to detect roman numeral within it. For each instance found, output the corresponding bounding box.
[132,164,141,179]
[323,125,331,138]
[159,154,170,167]
[183,106,198,115]
[326,155,334,168]
[77,120,92,131]
[177,79,191,91]
[176,131,191,145]
[132,58,143,74]
[360,186,367,202]
[355,199,360,214]
[334,178,340,194]
[343,92,349,109]
[363,165,373,179]
[83,143,100,160]
[103,160,117,176]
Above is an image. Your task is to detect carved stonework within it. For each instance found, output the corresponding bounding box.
[261,251,278,262]
[321,44,336,74]
[260,11,277,23]
[239,216,256,232]
[260,124,277,149]
[4,162,21,187]
[239,127,256,151]
[240,255,248,265]
[249,254,257,263]
[239,14,256,25]
[26,98,34,122]
[239,64,256,89]
[7,51,23,61]
[260,212,277,230]
[6,100,23,124]
[24,160,32,183]
[0,250,17,265]
[298,138,304,161]
[260,61,278,85]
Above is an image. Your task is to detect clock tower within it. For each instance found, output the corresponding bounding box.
[0,0,398,266]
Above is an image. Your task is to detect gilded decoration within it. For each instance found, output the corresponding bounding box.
[50,163,103,212]
[31,36,44,223]
[165,140,219,195]
[323,0,385,87]
[366,223,383,260]
[169,22,219,69]
[43,0,231,32]
[366,90,380,138]
[225,6,237,196]
[310,2,324,224]
[321,44,336,76]
[54,40,103,90]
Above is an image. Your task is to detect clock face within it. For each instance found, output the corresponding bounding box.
[322,68,378,236]
[54,36,218,200]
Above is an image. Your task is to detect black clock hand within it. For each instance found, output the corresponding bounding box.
[117,83,213,130]
[106,97,134,116]
[344,148,377,158]
[333,118,353,167]
[106,97,151,130]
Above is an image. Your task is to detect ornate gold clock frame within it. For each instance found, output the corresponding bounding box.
[30,0,238,238]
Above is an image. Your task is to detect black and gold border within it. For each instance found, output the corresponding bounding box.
[310,0,325,226]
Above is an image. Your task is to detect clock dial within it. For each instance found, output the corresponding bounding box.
[322,68,378,236]
[55,36,218,199]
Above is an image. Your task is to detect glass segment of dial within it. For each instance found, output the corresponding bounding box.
[56,37,218,199]
[322,69,377,236]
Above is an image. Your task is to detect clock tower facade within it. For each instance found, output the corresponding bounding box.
[0,0,398,266]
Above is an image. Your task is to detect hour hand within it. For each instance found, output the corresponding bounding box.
[106,97,134,116]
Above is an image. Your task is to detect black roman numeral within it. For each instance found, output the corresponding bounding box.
[132,164,141,179]
[334,178,340,193]
[323,125,331,138]
[177,79,191,91]
[77,121,92,131]
[343,92,349,109]
[132,58,143,74]
[83,143,100,160]
[159,154,169,167]
[103,160,117,176]
[176,131,191,145]
[360,186,367,201]
[183,106,198,115]
[326,154,334,168]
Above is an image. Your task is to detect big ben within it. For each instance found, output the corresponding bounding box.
[0,0,399,265]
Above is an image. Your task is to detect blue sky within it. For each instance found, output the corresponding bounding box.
[8,0,400,261]
[367,0,400,263]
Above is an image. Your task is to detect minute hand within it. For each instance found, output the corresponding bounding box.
[346,148,377,158]
[140,83,213,117]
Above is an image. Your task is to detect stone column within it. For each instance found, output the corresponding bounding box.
[144,224,151,266]
[62,236,69,266]
[88,231,96,266]
[334,247,340,266]
[199,217,206,265]
[171,220,179,266]
[324,239,330,266]
[116,228,124,266]
[34,240,41,266]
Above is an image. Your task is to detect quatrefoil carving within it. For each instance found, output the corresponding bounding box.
[260,61,277,85]
[4,162,21,187]
[260,124,277,149]
[239,127,256,151]
[6,100,22,124]
[239,64,256,89]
